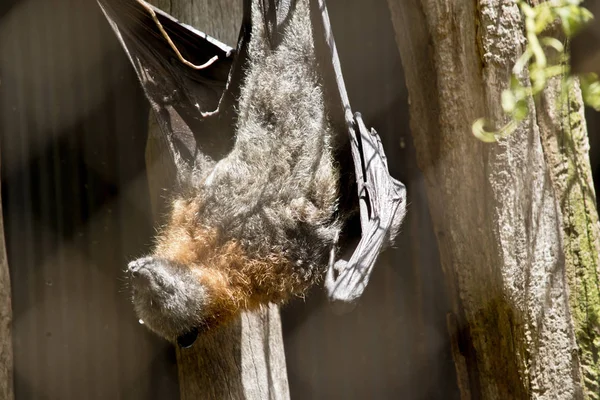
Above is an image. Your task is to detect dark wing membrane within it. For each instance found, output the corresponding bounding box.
[97,0,240,163]
[325,114,406,306]
[310,0,407,306]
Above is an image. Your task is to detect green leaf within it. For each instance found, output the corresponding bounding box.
[534,5,555,34]
[472,119,499,143]
[520,2,535,18]
[472,0,597,144]
[541,37,564,53]
[530,68,548,94]
[502,90,516,113]
[555,5,594,37]
[513,48,533,74]
[513,99,529,121]
[581,74,600,111]
[510,75,523,91]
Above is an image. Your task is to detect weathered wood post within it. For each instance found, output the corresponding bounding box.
[386,0,600,398]
[0,152,14,400]
[143,1,290,399]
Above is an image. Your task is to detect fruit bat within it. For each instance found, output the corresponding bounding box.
[97,0,406,348]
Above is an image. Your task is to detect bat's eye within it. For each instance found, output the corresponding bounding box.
[177,327,199,348]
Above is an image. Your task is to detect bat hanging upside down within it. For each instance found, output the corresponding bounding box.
[128,0,345,345]
[100,0,406,347]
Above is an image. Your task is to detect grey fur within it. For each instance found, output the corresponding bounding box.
[128,257,209,339]
[198,0,340,271]
[128,0,343,341]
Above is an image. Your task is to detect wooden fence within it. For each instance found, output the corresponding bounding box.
[1,0,599,398]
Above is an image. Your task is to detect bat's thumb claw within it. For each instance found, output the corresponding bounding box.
[325,259,359,315]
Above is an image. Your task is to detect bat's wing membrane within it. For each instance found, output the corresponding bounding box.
[325,114,406,305]
[97,0,246,169]
[310,0,407,306]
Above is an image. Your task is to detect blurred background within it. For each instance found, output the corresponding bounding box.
[1,0,599,399]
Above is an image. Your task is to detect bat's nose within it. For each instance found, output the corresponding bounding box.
[127,256,153,277]
[127,261,141,277]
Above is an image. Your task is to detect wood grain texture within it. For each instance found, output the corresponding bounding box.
[0,0,179,398]
[387,0,584,398]
[143,1,290,398]
[150,0,242,47]
[173,304,289,400]
[536,77,600,399]
[0,151,14,400]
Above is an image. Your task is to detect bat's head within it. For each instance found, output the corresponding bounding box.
[127,256,209,347]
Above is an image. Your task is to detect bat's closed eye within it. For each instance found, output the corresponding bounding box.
[177,327,199,348]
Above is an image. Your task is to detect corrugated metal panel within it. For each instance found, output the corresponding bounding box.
[0,0,179,398]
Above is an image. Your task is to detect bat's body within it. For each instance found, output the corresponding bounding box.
[128,0,343,341]
[100,0,406,346]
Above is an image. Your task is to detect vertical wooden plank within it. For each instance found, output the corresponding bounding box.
[387,0,587,397]
[0,151,14,400]
[0,0,179,398]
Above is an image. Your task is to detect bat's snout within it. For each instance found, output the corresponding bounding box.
[127,256,155,276]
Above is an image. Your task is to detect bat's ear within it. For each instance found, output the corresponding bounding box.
[97,0,250,163]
